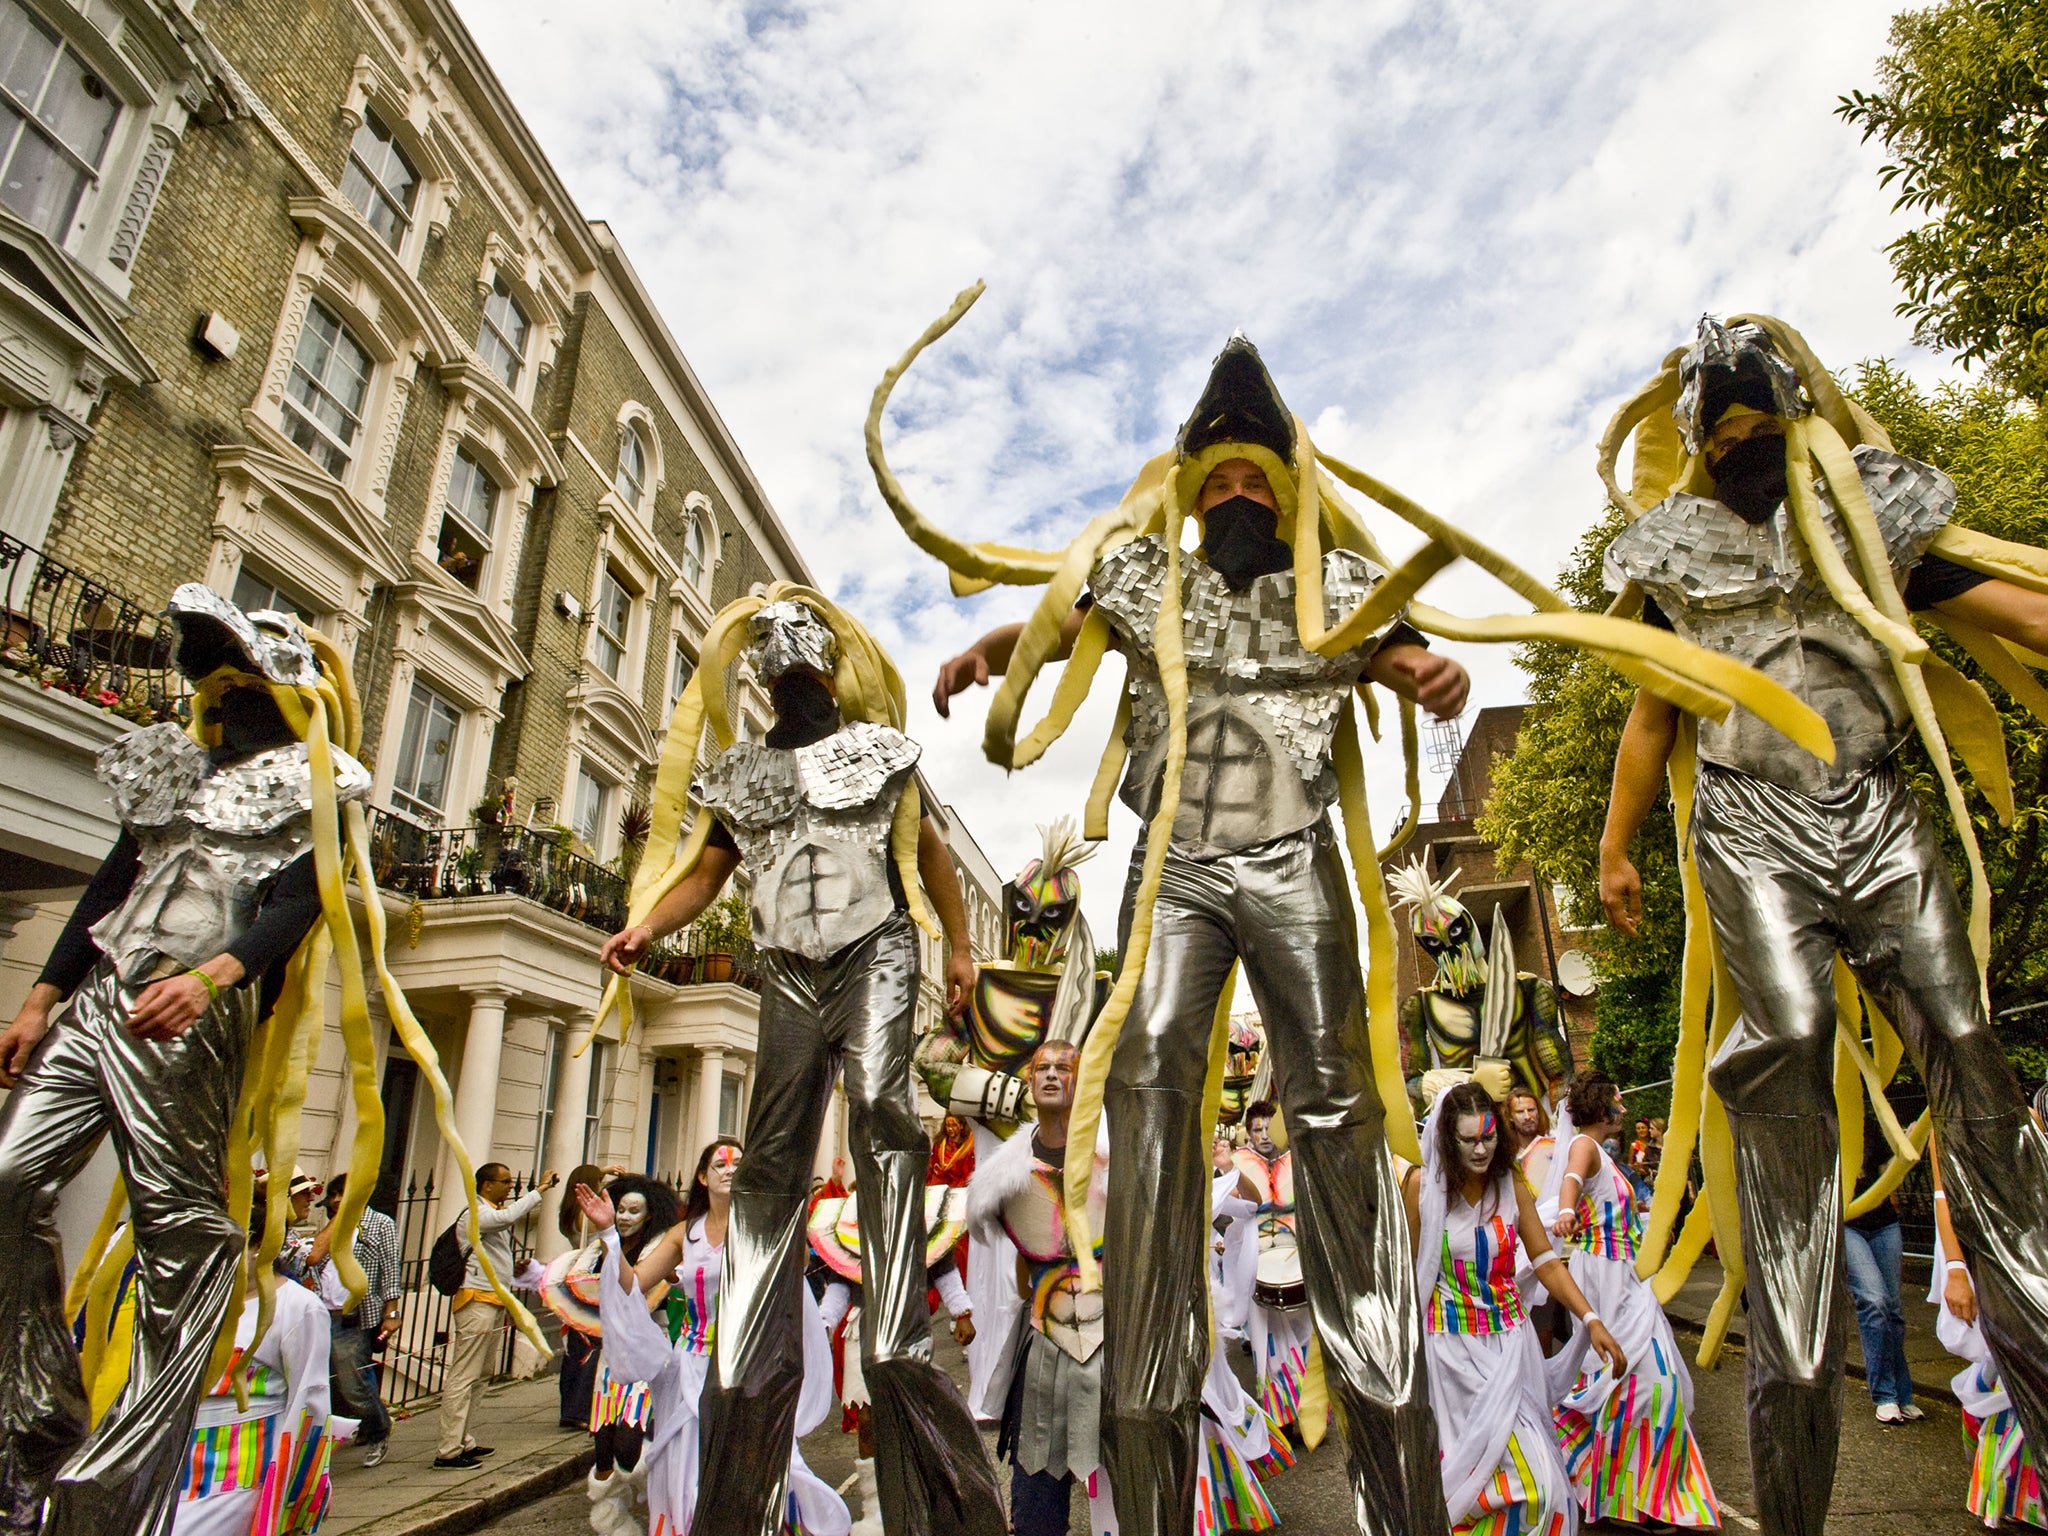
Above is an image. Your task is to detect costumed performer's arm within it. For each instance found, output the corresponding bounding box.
[1933,579,2048,655]
[590,1225,683,1388]
[1597,690,1681,938]
[1511,1177,1626,1376]
[574,1183,689,1299]
[1550,1135,1600,1240]
[1929,1137,1977,1326]
[933,607,1092,718]
[599,839,743,975]
[917,816,976,1020]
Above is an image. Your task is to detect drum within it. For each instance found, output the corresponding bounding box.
[1254,1240,1307,1311]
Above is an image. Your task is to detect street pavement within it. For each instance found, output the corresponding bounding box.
[472,1323,1989,1534]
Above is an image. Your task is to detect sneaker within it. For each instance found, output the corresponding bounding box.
[466,1445,495,1458]
[1899,1403,1926,1422]
[362,1443,387,1468]
[433,1451,483,1469]
[1876,1402,1905,1424]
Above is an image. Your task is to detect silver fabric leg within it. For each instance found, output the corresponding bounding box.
[0,962,251,1536]
[1697,763,2048,1536]
[695,915,1004,1536]
[1103,825,1446,1536]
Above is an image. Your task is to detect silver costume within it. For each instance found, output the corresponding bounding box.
[1608,446,2048,1536]
[690,706,1005,1535]
[1089,534,1449,1536]
[0,713,368,1536]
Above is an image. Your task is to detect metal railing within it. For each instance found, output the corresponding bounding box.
[0,532,187,723]
[365,811,631,935]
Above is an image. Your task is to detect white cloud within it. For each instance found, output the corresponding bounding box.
[457,0,1948,939]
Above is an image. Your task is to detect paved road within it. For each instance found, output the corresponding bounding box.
[482,1331,1986,1534]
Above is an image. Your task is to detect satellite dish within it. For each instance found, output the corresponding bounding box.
[1556,949,1598,997]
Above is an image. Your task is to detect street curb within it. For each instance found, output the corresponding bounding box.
[341,1444,596,1536]
[1664,1310,1960,1407]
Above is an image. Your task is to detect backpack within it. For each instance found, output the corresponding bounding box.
[428,1222,467,1297]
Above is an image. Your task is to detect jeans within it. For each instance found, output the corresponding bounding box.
[1843,1222,1912,1407]
[330,1318,391,1444]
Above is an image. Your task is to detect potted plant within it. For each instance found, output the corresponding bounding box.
[692,890,749,984]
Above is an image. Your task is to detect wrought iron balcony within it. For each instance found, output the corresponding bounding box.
[364,808,630,935]
[0,532,187,723]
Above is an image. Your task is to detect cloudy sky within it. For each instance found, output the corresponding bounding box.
[456,0,1939,938]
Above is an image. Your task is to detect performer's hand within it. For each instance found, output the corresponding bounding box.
[1945,1265,1979,1326]
[1552,1210,1581,1240]
[933,649,990,719]
[951,1314,976,1346]
[572,1183,616,1230]
[600,925,653,976]
[1585,1317,1627,1378]
[1366,644,1470,720]
[1472,1058,1513,1104]
[1599,849,1643,938]
[0,988,57,1088]
[127,971,212,1041]
[945,946,976,1021]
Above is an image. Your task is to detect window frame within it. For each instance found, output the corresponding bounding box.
[280,297,372,480]
[389,677,461,825]
[337,106,418,252]
[532,1025,566,1175]
[667,635,695,712]
[572,760,613,855]
[614,424,646,510]
[590,563,631,682]
[582,1039,612,1163]
[0,0,120,244]
[476,272,530,393]
[230,564,316,624]
[435,444,500,593]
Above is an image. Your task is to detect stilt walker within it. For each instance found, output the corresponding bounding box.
[597,587,1004,1536]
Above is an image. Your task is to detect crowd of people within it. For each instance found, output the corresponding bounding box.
[4,311,2048,1536]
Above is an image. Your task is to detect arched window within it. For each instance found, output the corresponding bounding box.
[614,424,646,509]
[477,274,529,391]
[339,109,418,250]
[682,513,708,589]
[282,299,371,478]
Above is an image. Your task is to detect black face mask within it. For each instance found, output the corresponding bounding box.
[214,686,295,758]
[1200,495,1293,591]
[766,670,840,748]
[1709,432,1790,525]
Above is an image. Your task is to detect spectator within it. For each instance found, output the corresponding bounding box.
[1844,1132,1920,1425]
[435,1163,555,1469]
[276,1166,323,1275]
[556,1162,608,1429]
[307,1173,402,1466]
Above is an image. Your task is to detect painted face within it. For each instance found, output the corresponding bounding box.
[1510,1098,1540,1137]
[940,1115,967,1148]
[1005,859,1081,969]
[1247,1115,1277,1159]
[704,1143,741,1196]
[1454,1111,1499,1177]
[1029,1046,1077,1112]
[615,1191,649,1238]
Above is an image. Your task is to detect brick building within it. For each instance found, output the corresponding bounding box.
[0,0,1002,1268]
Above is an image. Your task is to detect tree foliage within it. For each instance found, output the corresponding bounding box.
[1838,0,2048,399]
[1479,367,2048,1087]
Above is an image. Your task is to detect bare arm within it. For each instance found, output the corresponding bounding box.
[1598,690,1681,937]
[933,607,1091,718]
[599,839,743,975]
[1929,1137,1977,1324]
[1363,642,1470,720]
[1401,1165,1423,1260]
[1551,1134,1601,1237]
[1935,577,2048,656]
[1512,1177,1625,1375]
[918,815,976,1020]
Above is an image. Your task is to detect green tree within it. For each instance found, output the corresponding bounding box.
[1838,0,2048,399]
[1479,367,2048,1086]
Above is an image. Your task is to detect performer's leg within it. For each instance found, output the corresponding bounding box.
[0,1008,114,1533]
[1235,826,1447,1536]
[1101,846,1234,1536]
[837,915,1004,1536]
[46,973,252,1536]
[1839,770,2048,1452]
[1694,770,1850,1536]
[695,949,837,1536]
[1007,1464,1073,1536]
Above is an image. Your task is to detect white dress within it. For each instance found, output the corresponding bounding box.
[599,1220,848,1536]
[174,1279,353,1536]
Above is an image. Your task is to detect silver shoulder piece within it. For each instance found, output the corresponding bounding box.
[185,743,371,836]
[1853,445,1955,572]
[1088,535,1167,648]
[695,742,798,830]
[1603,494,1782,608]
[797,722,920,809]
[98,723,208,827]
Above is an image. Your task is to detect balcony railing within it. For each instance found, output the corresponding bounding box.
[365,810,630,934]
[0,532,187,724]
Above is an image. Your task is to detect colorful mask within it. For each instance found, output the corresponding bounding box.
[1388,856,1487,996]
[1454,1110,1499,1177]
[1004,818,1094,970]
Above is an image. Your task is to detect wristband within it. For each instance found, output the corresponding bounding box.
[1580,1310,1602,1327]
[186,968,222,1005]
[1946,1260,1970,1274]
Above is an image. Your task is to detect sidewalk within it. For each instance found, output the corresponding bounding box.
[1661,1256,1959,1405]
[323,1374,590,1536]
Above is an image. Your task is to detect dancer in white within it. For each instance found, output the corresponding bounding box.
[1403,1082,1622,1536]
[1232,1101,1313,1436]
[575,1145,849,1536]
[1544,1075,1719,1529]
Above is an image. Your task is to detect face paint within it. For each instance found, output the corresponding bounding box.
[1248,1116,1277,1158]
[1006,859,1081,968]
[615,1191,649,1237]
[1454,1111,1498,1177]
[1029,1046,1077,1111]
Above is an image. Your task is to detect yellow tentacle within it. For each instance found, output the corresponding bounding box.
[1375,697,1422,862]
[893,780,940,941]
[1197,962,1240,1146]
[1927,525,2048,597]
[64,1176,130,1325]
[1929,610,2048,729]
[1085,693,1132,843]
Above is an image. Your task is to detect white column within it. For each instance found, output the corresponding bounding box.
[0,896,41,968]
[440,986,512,1217]
[537,1018,595,1256]
[695,1045,726,1165]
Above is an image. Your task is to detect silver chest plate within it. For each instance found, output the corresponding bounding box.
[1604,446,1955,797]
[1089,535,1391,856]
[87,722,371,974]
[694,722,921,961]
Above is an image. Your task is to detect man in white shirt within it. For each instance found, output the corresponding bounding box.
[434,1163,554,1469]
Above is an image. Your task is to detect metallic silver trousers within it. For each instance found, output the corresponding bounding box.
[694,913,1005,1536]
[1105,822,1447,1536]
[0,961,251,1536]
[1695,762,2048,1536]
